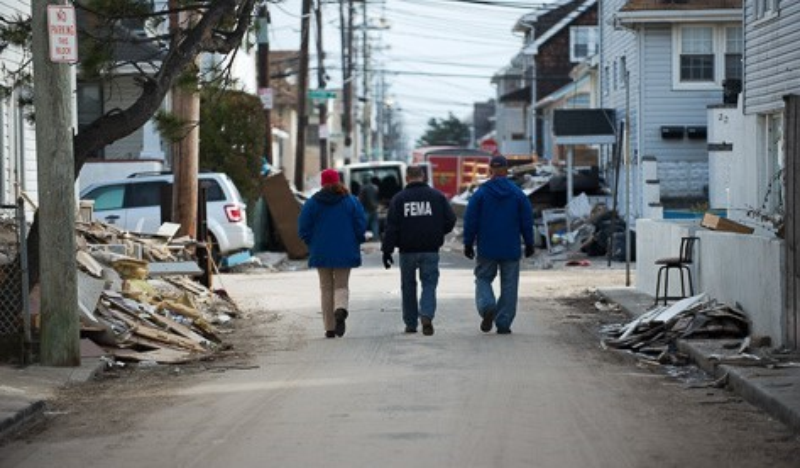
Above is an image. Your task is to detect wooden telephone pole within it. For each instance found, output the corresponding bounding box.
[257,5,273,165]
[32,0,80,366]
[315,0,328,170]
[294,0,312,191]
[170,1,199,239]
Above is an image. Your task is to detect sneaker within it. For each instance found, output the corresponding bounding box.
[496,328,512,335]
[325,330,336,338]
[334,308,348,337]
[421,317,434,336]
[480,310,495,333]
[404,326,417,334]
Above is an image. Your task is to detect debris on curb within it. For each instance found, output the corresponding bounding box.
[71,221,239,365]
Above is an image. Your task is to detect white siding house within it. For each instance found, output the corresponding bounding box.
[0,1,37,208]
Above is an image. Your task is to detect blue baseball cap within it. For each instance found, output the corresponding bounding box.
[490,155,508,168]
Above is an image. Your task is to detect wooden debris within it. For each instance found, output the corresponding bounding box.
[71,220,239,365]
[603,295,750,362]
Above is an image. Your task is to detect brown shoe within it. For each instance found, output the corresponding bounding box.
[421,316,434,336]
[325,331,336,338]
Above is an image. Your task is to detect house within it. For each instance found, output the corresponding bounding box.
[491,57,529,159]
[632,0,800,349]
[0,1,37,209]
[495,0,598,161]
[604,0,743,216]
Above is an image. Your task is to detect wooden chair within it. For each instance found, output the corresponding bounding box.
[654,236,699,305]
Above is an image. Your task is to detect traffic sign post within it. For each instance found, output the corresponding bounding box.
[47,5,77,63]
[308,89,337,100]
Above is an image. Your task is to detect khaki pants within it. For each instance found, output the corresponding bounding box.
[317,268,351,331]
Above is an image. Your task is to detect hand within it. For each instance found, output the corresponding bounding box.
[524,244,535,258]
[464,245,475,260]
[382,252,393,269]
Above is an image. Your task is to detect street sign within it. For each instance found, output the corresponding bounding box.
[47,5,78,63]
[258,87,273,110]
[308,89,337,100]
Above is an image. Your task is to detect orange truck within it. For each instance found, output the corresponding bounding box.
[411,146,493,199]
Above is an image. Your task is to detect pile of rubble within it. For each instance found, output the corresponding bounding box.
[601,294,750,365]
[74,221,238,364]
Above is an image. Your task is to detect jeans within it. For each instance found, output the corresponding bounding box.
[366,210,380,239]
[474,257,520,331]
[399,252,441,329]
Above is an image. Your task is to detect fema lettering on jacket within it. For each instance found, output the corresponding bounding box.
[404,201,433,217]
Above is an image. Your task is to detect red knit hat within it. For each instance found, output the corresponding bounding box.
[321,168,340,186]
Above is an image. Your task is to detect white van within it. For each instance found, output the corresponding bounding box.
[80,172,254,256]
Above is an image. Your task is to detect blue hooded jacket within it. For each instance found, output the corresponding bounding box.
[463,177,534,261]
[298,188,366,268]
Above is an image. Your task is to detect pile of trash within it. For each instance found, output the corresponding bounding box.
[601,294,749,364]
[74,221,238,365]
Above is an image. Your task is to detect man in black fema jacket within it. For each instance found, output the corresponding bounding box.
[382,165,457,336]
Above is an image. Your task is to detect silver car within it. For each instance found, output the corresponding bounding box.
[80,172,254,256]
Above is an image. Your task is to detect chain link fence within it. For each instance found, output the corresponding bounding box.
[0,199,31,363]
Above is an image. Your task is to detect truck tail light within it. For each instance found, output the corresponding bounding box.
[224,204,243,223]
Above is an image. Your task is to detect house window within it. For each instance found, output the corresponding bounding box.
[680,26,714,82]
[755,0,780,20]
[762,113,784,215]
[673,24,741,90]
[570,26,597,62]
[603,64,610,96]
[725,26,743,80]
[613,61,618,91]
[620,56,627,88]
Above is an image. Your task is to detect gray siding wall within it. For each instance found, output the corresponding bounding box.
[600,0,640,145]
[744,1,800,114]
[102,76,146,159]
[599,0,641,214]
[640,26,723,199]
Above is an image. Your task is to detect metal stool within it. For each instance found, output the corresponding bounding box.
[654,236,698,305]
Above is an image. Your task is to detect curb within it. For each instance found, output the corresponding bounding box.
[597,286,800,433]
[0,398,47,443]
[0,357,108,445]
[677,340,800,433]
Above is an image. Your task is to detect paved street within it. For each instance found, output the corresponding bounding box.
[1,250,799,467]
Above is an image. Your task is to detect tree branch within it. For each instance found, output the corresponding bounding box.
[72,0,257,175]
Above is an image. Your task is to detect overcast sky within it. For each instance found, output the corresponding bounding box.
[267,0,558,146]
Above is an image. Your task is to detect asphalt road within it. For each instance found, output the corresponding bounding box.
[1,249,798,467]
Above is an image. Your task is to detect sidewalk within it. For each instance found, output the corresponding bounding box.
[0,353,106,443]
[598,286,800,433]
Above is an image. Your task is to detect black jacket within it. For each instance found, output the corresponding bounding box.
[381,182,456,253]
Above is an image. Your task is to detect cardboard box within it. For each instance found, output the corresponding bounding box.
[701,213,754,234]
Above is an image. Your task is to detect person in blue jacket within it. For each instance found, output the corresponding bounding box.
[299,168,367,338]
[381,165,456,336]
[463,155,535,335]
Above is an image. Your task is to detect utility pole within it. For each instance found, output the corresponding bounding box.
[346,0,356,161]
[32,0,80,366]
[339,0,353,162]
[361,0,371,161]
[170,1,199,239]
[295,0,312,191]
[315,0,328,170]
[257,5,274,165]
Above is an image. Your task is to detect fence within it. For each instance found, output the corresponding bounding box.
[0,199,30,363]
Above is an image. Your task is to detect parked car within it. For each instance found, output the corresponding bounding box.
[79,172,254,256]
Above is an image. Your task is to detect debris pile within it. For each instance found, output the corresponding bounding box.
[601,294,749,364]
[74,221,238,365]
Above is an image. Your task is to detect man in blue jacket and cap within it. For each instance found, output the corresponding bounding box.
[463,155,534,334]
